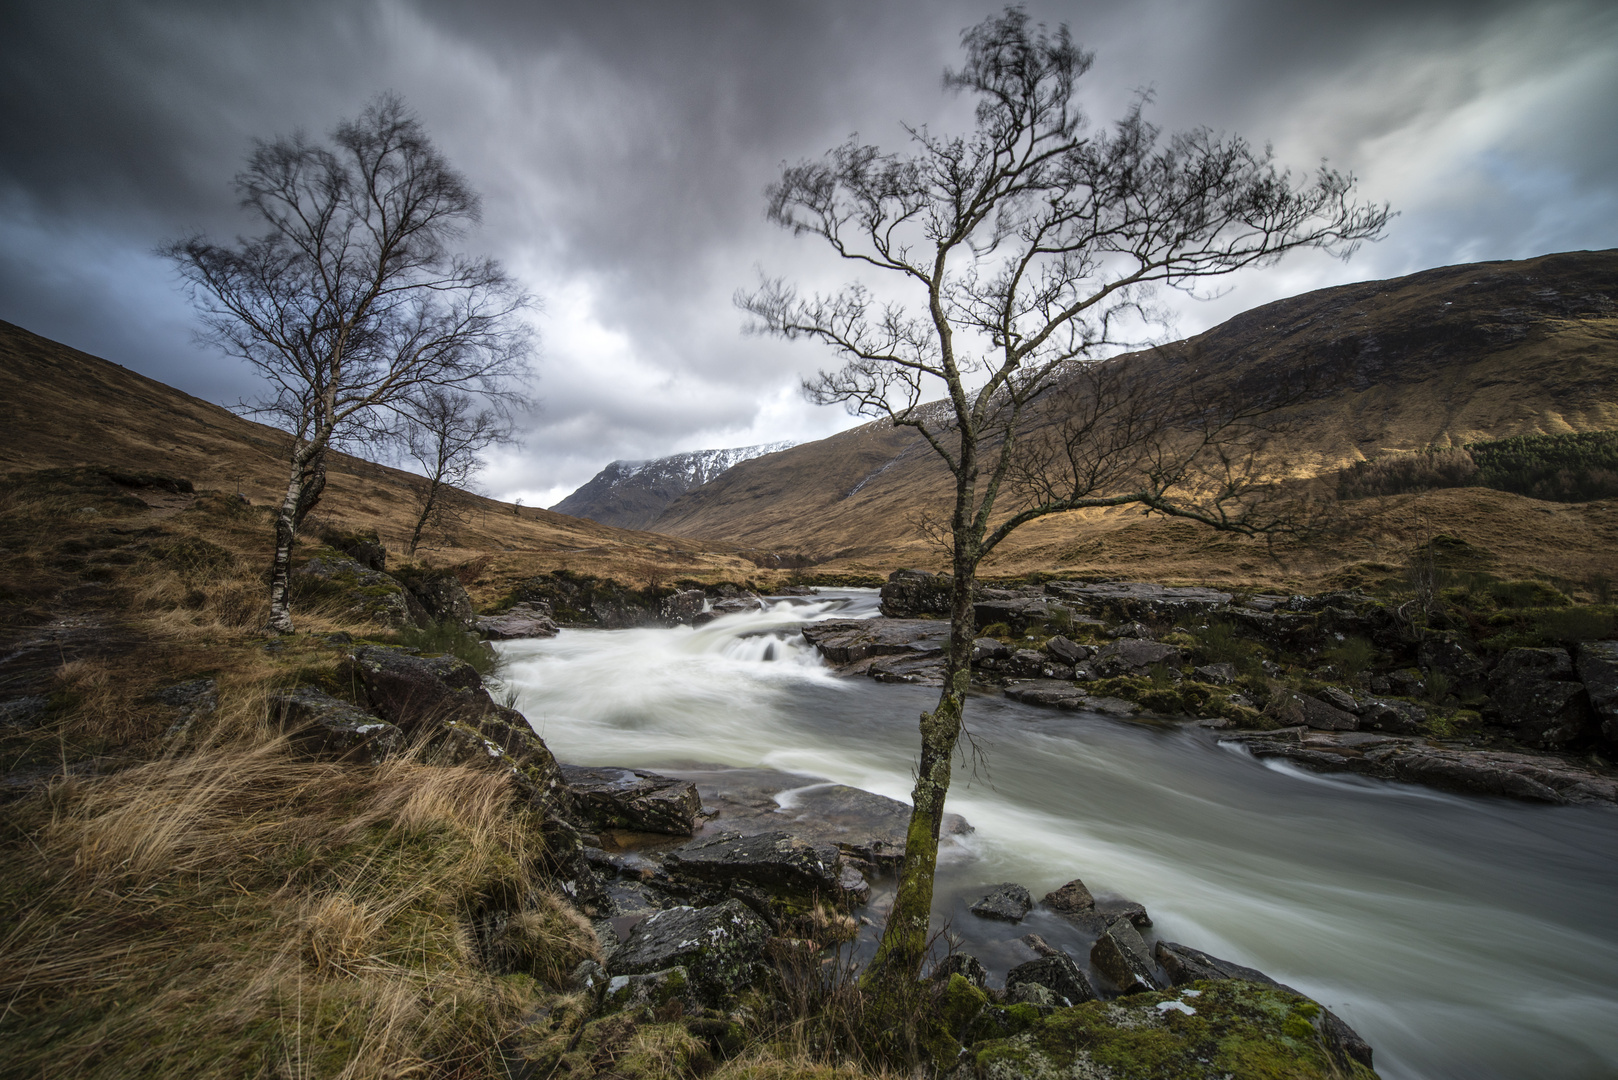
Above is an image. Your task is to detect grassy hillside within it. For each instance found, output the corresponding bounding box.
[0,320,763,597]
[650,250,1618,588]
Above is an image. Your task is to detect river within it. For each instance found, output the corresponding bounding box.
[497,590,1618,1080]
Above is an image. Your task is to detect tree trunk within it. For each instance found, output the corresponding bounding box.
[407,478,441,556]
[861,543,978,1002]
[292,447,327,531]
[267,443,319,634]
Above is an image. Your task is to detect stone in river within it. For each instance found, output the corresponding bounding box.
[561,764,702,835]
[663,830,852,908]
[931,952,989,989]
[1004,953,1098,1007]
[1042,878,1096,915]
[969,882,1033,922]
[1090,916,1164,994]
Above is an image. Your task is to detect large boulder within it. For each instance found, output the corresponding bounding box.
[405,572,477,630]
[973,597,1052,635]
[1089,916,1164,994]
[1487,647,1593,749]
[880,569,954,617]
[347,645,565,809]
[1091,638,1182,677]
[604,900,770,1005]
[1418,630,1487,686]
[969,882,1033,922]
[293,553,425,629]
[800,618,950,665]
[477,601,560,640]
[1263,688,1359,732]
[1044,636,1091,665]
[1004,953,1097,1008]
[660,588,708,626]
[1576,641,1618,749]
[271,687,401,764]
[662,830,854,914]
[561,764,702,835]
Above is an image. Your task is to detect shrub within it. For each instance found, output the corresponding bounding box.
[1322,636,1376,677]
[1467,430,1618,503]
[1337,448,1477,500]
[1535,607,1618,644]
[390,620,500,676]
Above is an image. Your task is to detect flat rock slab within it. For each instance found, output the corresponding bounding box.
[970,882,1033,922]
[562,764,702,835]
[1224,730,1618,805]
[1045,581,1234,615]
[478,602,559,640]
[664,830,847,905]
[1004,680,1141,717]
[674,766,970,872]
[800,618,949,665]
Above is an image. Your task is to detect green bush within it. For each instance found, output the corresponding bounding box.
[1322,635,1376,677]
[1535,607,1618,644]
[390,621,500,676]
[1490,580,1571,608]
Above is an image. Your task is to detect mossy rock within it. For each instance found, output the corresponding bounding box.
[968,980,1378,1080]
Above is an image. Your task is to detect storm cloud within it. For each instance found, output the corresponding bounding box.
[3,0,1615,505]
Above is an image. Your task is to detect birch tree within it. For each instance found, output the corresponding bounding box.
[166,93,532,632]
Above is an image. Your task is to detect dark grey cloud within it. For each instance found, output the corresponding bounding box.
[3,0,1615,506]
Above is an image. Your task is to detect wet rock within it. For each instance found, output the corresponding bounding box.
[1575,641,1618,749]
[972,637,1012,663]
[294,554,424,628]
[879,568,954,617]
[1090,917,1164,994]
[1193,662,1236,684]
[1153,942,1374,1071]
[660,588,708,626]
[477,601,559,640]
[1263,688,1358,731]
[605,900,769,1005]
[1020,933,1063,958]
[663,830,852,910]
[347,645,565,809]
[711,593,766,615]
[1004,680,1141,716]
[1043,635,1090,665]
[1005,953,1097,1007]
[932,952,989,989]
[1042,878,1096,915]
[1096,898,1152,929]
[867,654,947,686]
[270,687,401,763]
[969,882,1033,922]
[1092,638,1182,677]
[406,572,476,630]
[800,618,949,665]
[1487,647,1593,749]
[600,966,700,1016]
[562,764,703,835]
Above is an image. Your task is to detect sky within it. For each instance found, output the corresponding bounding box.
[3,0,1616,508]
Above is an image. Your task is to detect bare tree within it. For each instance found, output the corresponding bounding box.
[740,8,1387,1014]
[165,93,533,632]
[398,387,517,555]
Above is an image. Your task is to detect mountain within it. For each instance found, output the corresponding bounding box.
[646,250,1618,584]
[0,320,760,592]
[550,442,794,529]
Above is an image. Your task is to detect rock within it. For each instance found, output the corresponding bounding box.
[800,618,949,665]
[1154,942,1374,1071]
[347,645,565,809]
[507,571,659,628]
[1316,686,1359,714]
[406,572,476,630]
[1006,649,1050,677]
[879,568,954,617]
[967,979,1374,1080]
[1019,933,1062,958]
[660,588,708,625]
[561,764,703,835]
[711,594,765,614]
[1043,636,1090,665]
[1096,898,1152,929]
[1263,688,1358,731]
[663,830,854,911]
[1419,630,1487,686]
[1004,680,1141,716]
[1091,638,1182,677]
[868,654,948,686]
[293,554,424,628]
[1090,916,1164,994]
[932,952,989,989]
[477,602,560,640]
[1003,982,1059,1010]
[1004,953,1097,1007]
[973,597,1050,635]
[1193,662,1237,685]
[600,966,700,1016]
[972,637,1012,663]
[1575,641,1618,749]
[1487,647,1593,749]
[605,900,769,1005]
[321,528,386,571]
[1356,695,1426,733]
[1107,620,1155,640]
[969,882,1033,922]
[151,677,218,737]
[270,687,401,763]
[1042,878,1095,915]
[1044,581,1234,621]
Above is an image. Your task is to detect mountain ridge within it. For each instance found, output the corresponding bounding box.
[550,441,794,529]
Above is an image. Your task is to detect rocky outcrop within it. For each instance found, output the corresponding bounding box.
[799,618,949,665]
[1090,917,1164,994]
[1262,688,1358,731]
[1091,638,1182,678]
[1577,641,1618,748]
[1044,580,1233,620]
[1004,680,1140,716]
[969,883,1033,922]
[660,588,707,626]
[477,601,560,640]
[662,831,856,914]
[271,687,401,763]
[505,571,660,629]
[1486,647,1592,748]
[604,900,770,1005]
[292,552,426,629]
[879,568,954,617]
[562,764,702,835]
[1004,953,1097,1007]
[1225,729,1618,804]
[346,645,566,810]
[402,571,476,630]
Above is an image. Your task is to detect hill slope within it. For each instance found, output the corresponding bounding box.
[550,442,793,529]
[650,250,1618,577]
[0,320,759,591]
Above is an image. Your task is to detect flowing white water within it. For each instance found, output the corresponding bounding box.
[498,591,1618,1080]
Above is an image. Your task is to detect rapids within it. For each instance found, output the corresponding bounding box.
[498,590,1618,1080]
